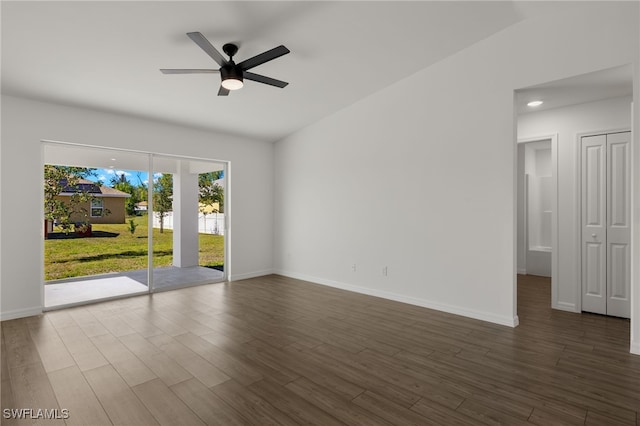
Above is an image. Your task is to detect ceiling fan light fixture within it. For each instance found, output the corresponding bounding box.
[221,65,243,90]
[221,77,244,91]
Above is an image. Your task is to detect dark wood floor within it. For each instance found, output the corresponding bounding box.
[1,274,638,425]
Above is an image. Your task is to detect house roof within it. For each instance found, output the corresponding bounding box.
[60,179,131,198]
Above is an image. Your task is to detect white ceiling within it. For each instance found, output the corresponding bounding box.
[43,142,225,175]
[2,1,524,142]
[515,64,633,115]
[3,2,633,143]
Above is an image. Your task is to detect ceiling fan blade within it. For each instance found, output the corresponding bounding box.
[187,32,228,67]
[237,45,290,71]
[243,71,288,88]
[160,69,219,74]
[218,86,230,96]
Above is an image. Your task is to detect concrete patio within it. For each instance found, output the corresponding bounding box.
[45,266,224,309]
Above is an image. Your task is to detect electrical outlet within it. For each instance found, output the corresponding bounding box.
[351,264,356,272]
[383,266,388,276]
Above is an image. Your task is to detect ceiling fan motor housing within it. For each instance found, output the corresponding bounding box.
[221,62,243,83]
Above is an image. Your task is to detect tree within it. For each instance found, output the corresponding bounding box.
[199,171,224,214]
[110,173,140,216]
[134,172,148,202]
[153,173,173,233]
[44,165,97,234]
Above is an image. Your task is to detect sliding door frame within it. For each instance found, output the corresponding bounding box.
[41,140,229,309]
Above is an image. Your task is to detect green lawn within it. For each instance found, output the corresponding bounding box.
[44,215,224,281]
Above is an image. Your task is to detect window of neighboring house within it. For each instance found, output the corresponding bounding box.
[90,198,104,217]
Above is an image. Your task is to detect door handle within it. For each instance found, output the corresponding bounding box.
[592,234,597,239]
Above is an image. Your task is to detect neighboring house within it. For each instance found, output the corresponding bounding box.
[56,179,131,224]
[134,200,148,213]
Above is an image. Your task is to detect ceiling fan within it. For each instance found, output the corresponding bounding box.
[160,32,290,96]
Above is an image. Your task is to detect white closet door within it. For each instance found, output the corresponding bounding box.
[606,132,630,318]
[581,135,607,315]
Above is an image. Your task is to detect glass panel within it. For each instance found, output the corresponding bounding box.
[43,144,150,308]
[151,155,226,291]
[197,163,225,275]
[151,155,175,289]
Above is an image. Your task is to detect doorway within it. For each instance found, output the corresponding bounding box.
[514,64,634,326]
[516,136,558,310]
[42,141,228,308]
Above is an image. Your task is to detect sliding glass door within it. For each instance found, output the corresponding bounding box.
[43,142,227,308]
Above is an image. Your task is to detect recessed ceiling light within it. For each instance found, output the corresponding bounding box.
[527,100,543,107]
[111,158,116,161]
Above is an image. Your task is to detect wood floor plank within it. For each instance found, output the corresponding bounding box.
[410,398,480,426]
[1,379,17,426]
[119,333,192,386]
[2,322,43,370]
[456,398,531,425]
[248,378,345,426]
[47,365,111,425]
[27,322,76,373]
[132,378,205,426]
[247,338,365,400]
[68,307,110,337]
[585,409,637,426]
[90,333,156,387]
[148,333,231,387]
[211,379,298,426]
[137,311,189,337]
[353,390,438,426]
[1,330,11,380]
[55,324,110,372]
[285,376,391,426]
[46,310,76,330]
[285,342,422,408]
[220,342,300,385]
[154,307,215,336]
[83,364,158,425]
[8,362,65,425]
[527,406,586,426]
[170,378,247,426]
[174,332,263,385]
[94,313,137,338]
[118,311,164,338]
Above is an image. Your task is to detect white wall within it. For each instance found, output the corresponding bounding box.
[273,3,639,328]
[518,96,632,311]
[0,95,274,319]
[634,0,640,355]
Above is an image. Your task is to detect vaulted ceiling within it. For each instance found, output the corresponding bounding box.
[3,2,633,143]
[2,1,523,142]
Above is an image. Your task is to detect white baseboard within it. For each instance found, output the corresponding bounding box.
[631,339,640,356]
[1,306,43,321]
[229,269,273,281]
[517,268,527,275]
[554,301,578,313]
[274,270,518,328]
